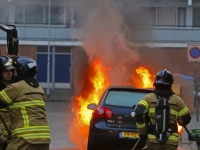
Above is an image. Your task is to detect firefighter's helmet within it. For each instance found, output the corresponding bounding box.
[12,56,37,77]
[0,56,15,80]
[154,69,174,86]
[0,56,15,71]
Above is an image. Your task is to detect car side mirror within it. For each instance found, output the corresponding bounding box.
[7,29,18,55]
[87,103,97,110]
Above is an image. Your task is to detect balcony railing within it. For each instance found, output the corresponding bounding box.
[0,24,200,43]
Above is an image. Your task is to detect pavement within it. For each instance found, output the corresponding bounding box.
[46,101,200,150]
[46,101,78,150]
[178,110,200,150]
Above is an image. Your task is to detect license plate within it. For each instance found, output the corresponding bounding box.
[119,131,139,138]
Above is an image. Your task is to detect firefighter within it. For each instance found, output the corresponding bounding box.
[0,56,51,150]
[0,56,14,150]
[134,69,191,150]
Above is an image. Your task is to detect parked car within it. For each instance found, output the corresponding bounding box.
[87,85,153,150]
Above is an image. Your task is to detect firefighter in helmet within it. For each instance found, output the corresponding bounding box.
[0,56,51,150]
[0,56,14,149]
[134,69,191,150]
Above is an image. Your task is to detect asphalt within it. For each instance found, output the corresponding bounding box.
[46,101,200,150]
[46,101,78,150]
[178,110,200,150]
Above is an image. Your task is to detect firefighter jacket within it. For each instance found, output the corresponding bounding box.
[0,78,51,144]
[0,108,10,136]
[0,81,11,136]
[134,93,191,146]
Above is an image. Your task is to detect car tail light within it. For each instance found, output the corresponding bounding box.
[93,106,113,118]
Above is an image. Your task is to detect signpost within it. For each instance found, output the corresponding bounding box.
[187,43,200,121]
[47,0,51,98]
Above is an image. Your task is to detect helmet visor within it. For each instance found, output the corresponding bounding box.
[4,59,15,70]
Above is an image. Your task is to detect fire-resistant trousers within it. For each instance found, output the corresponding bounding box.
[145,139,178,150]
[5,137,49,150]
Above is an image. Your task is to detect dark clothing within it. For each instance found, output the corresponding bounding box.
[146,139,178,150]
[153,89,174,96]
[0,82,6,90]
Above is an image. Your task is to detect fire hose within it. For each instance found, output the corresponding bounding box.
[131,138,140,150]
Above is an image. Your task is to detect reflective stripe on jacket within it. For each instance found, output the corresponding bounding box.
[0,80,51,144]
[135,93,191,146]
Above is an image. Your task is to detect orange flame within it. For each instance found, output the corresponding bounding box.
[177,123,184,134]
[136,66,153,88]
[69,60,110,149]
[70,65,184,150]
[74,60,109,126]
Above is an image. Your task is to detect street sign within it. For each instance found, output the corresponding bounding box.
[188,43,200,121]
[187,43,200,62]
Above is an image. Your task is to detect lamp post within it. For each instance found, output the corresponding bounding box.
[47,0,51,98]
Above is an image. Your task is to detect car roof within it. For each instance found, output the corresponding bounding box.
[106,85,154,92]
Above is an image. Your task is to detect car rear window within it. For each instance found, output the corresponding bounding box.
[105,90,149,107]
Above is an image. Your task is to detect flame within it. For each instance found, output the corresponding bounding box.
[69,60,110,149]
[70,65,184,150]
[136,66,153,88]
[177,123,184,134]
[74,60,109,126]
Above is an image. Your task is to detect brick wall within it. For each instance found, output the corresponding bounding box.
[0,45,36,59]
[137,47,200,77]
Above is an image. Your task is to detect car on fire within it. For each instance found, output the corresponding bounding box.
[87,85,153,150]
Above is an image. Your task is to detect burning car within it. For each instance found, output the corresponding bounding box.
[87,85,153,150]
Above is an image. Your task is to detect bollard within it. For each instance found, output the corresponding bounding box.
[189,129,200,150]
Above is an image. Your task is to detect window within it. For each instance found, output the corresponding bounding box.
[105,90,148,107]
[193,7,200,27]
[45,5,64,25]
[37,46,52,53]
[178,7,186,26]
[137,7,156,26]
[158,7,176,26]
[36,46,71,88]
[56,46,71,53]
[14,4,70,25]
[25,5,44,24]
[73,6,83,28]
[0,5,9,23]
[15,4,24,23]
[65,5,72,27]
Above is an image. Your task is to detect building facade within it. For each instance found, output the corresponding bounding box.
[0,0,200,90]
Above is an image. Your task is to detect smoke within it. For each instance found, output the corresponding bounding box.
[73,0,140,86]
[69,0,144,149]
[69,2,189,147]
